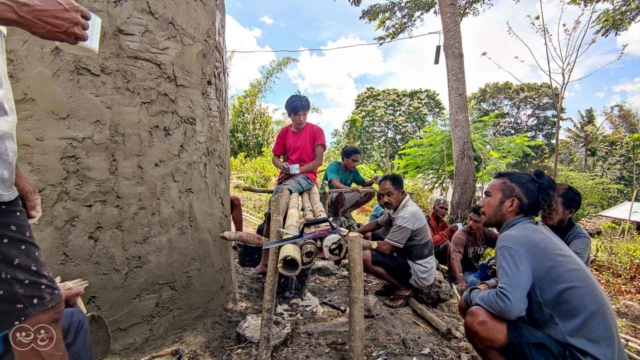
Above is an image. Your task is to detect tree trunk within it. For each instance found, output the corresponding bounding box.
[553,104,562,177]
[8,0,231,354]
[438,0,476,222]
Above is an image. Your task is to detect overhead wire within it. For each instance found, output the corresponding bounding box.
[227,30,443,54]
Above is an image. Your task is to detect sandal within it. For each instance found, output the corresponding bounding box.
[383,292,412,309]
[375,283,395,297]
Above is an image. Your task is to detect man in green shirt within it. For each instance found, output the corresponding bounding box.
[322,146,378,220]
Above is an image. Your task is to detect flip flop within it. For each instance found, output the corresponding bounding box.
[374,284,395,297]
[383,292,412,309]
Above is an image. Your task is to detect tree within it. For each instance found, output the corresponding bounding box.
[565,108,606,170]
[556,168,625,221]
[229,57,297,158]
[332,87,446,172]
[483,0,626,177]
[604,102,640,135]
[570,0,640,37]
[347,0,483,222]
[397,114,541,196]
[469,81,561,165]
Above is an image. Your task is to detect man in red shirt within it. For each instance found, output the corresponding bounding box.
[427,198,458,265]
[251,93,326,275]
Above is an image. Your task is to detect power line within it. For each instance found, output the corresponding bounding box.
[227,30,442,54]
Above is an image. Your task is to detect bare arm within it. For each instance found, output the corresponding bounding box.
[356,219,382,235]
[272,154,288,172]
[0,0,91,45]
[299,145,324,174]
[15,165,42,224]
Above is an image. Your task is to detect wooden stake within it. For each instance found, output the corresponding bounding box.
[347,232,365,360]
[259,192,288,360]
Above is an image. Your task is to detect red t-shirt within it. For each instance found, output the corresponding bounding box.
[272,123,326,183]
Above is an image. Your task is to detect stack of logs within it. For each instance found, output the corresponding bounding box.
[221,184,347,277]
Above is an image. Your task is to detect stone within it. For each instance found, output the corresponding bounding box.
[364,295,383,318]
[236,314,291,347]
[298,318,349,335]
[311,260,339,277]
[414,271,452,307]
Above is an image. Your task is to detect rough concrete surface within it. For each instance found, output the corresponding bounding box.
[6,0,232,354]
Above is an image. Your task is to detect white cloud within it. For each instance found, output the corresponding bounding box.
[618,22,640,56]
[226,15,275,95]
[286,36,389,134]
[613,77,640,93]
[259,16,275,25]
[565,91,576,99]
[574,83,581,92]
[608,94,622,106]
[596,91,606,98]
[630,94,640,108]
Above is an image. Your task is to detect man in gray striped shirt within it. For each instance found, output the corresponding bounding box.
[356,174,436,308]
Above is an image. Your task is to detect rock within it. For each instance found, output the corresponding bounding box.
[364,295,383,318]
[236,314,291,347]
[414,271,452,307]
[290,291,320,311]
[436,299,459,315]
[311,260,339,276]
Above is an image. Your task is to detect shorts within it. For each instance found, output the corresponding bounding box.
[502,320,573,360]
[371,251,412,286]
[0,198,62,333]
[272,175,315,196]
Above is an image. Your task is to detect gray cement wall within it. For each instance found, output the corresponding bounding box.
[6,0,233,353]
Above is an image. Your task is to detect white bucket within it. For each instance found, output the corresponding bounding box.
[56,11,102,56]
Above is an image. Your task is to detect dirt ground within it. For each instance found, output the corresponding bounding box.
[119,249,640,360]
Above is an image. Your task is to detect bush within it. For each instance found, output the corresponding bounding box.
[230,149,280,189]
[556,168,625,222]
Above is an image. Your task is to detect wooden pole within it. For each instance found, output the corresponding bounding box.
[347,232,365,360]
[301,191,315,222]
[624,190,638,239]
[408,298,462,339]
[259,192,288,360]
[220,231,269,246]
[309,185,327,219]
[322,182,330,216]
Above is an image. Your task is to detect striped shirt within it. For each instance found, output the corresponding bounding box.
[378,195,436,288]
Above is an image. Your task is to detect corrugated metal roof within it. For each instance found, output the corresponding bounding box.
[598,201,640,222]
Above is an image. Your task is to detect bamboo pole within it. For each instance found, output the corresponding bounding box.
[322,182,330,216]
[301,191,314,222]
[347,232,365,360]
[278,193,302,277]
[621,334,640,344]
[623,340,640,353]
[220,231,269,246]
[310,185,327,219]
[259,192,288,360]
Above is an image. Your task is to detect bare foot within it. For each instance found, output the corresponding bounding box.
[249,265,267,276]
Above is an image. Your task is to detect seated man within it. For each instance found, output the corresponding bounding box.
[364,193,387,241]
[449,205,498,294]
[427,198,458,266]
[322,146,378,220]
[541,184,591,266]
[356,175,436,308]
[459,170,625,359]
[251,93,326,275]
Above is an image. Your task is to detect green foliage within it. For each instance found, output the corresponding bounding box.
[565,108,607,170]
[570,0,640,37]
[347,0,493,42]
[229,57,297,158]
[556,167,625,221]
[230,149,280,189]
[396,114,542,192]
[469,81,560,166]
[331,87,446,173]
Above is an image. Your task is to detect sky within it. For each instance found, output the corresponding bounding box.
[226,0,640,143]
